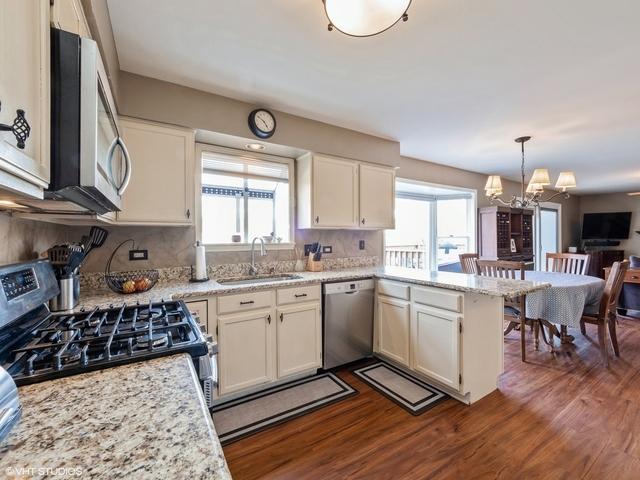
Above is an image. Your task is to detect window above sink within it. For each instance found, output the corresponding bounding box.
[196,144,295,252]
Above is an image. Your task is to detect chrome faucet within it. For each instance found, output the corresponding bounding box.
[249,237,267,276]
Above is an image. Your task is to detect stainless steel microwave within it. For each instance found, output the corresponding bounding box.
[48,28,131,214]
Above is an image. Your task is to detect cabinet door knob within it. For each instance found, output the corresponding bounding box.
[186,209,191,219]
[361,218,366,225]
[267,314,271,324]
[280,313,284,322]
[0,105,30,150]
[315,216,319,223]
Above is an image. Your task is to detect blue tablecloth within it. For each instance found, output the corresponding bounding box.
[524,271,606,328]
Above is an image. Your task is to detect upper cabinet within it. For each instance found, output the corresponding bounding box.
[296,152,395,230]
[0,0,50,198]
[50,0,90,38]
[117,118,195,225]
[359,163,395,229]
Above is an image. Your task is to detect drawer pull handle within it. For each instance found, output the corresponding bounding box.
[294,293,308,298]
[240,300,255,305]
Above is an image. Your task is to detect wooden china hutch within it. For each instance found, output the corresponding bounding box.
[478,206,535,268]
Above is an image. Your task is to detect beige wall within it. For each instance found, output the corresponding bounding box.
[579,193,640,256]
[118,72,400,166]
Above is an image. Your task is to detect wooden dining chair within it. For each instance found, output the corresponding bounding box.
[459,253,479,274]
[477,260,528,361]
[579,260,629,366]
[546,253,591,275]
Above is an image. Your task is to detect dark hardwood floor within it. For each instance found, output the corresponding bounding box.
[222,317,640,479]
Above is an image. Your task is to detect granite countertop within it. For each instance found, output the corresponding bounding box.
[0,354,231,480]
[74,267,550,311]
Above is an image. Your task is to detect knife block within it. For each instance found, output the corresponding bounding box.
[306,256,323,272]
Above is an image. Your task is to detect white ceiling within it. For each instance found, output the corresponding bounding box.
[107,0,640,194]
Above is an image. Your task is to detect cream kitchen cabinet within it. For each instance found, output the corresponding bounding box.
[215,284,322,398]
[185,300,209,334]
[296,152,395,230]
[0,0,50,198]
[117,118,195,225]
[359,163,395,229]
[217,307,276,396]
[411,304,461,390]
[297,152,359,228]
[376,295,411,367]
[374,279,506,404]
[276,302,322,378]
[50,0,90,37]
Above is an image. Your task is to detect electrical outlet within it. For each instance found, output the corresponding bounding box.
[359,240,365,250]
[322,245,332,254]
[304,244,314,256]
[129,249,148,261]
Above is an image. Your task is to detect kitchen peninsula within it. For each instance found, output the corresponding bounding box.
[76,267,550,404]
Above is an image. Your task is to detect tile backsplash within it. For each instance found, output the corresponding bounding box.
[0,213,70,265]
[2,212,383,274]
[68,225,383,273]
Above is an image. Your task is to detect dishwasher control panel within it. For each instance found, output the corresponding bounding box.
[323,278,374,294]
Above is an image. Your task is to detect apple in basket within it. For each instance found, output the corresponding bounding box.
[122,280,136,294]
[135,277,152,292]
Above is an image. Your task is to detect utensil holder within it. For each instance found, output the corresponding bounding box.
[306,256,323,272]
[49,274,80,312]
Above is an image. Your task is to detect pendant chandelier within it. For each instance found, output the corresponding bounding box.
[323,0,412,37]
[485,136,577,208]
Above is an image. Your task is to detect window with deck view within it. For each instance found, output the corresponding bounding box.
[200,150,292,247]
[384,180,476,272]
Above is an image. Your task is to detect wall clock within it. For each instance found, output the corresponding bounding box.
[248,109,276,139]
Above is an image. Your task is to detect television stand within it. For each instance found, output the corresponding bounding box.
[584,240,621,248]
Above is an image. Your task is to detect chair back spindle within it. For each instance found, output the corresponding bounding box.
[477,260,525,280]
[459,253,479,274]
[546,253,591,275]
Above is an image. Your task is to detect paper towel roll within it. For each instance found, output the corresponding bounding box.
[194,242,207,280]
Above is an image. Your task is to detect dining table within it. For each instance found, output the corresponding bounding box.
[523,271,606,348]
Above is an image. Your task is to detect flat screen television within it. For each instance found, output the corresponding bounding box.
[581,212,632,239]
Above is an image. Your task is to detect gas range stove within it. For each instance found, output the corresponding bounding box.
[1,300,209,385]
[0,260,217,406]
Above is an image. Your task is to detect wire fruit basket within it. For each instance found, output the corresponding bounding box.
[105,239,159,294]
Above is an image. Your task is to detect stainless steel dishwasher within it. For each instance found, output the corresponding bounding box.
[323,279,374,369]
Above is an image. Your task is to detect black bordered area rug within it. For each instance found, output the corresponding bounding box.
[211,372,357,445]
[352,361,448,415]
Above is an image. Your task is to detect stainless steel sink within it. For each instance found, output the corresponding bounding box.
[216,274,303,286]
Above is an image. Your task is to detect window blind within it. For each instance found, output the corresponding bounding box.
[202,152,289,183]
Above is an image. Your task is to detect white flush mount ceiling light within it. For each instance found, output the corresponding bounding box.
[245,143,265,151]
[323,0,412,37]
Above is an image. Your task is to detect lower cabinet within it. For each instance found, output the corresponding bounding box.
[217,308,275,396]
[276,303,322,378]
[216,285,322,397]
[411,304,461,390]
[376,295,410,367]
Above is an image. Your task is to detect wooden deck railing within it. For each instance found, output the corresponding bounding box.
[384,246,426,270]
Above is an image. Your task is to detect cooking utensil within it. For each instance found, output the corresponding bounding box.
[80,226,109,264]
[63,250,85,276]
[47,244,82,266]
[89,226,108,248]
